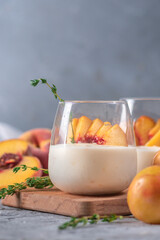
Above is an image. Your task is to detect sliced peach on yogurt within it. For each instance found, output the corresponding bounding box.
[103,124,128,146]
[93,122,112,144]
[67,118,79,143]
[85,118,103,142]
[145,130,160,147]
[149,119,160,139]
[134,116,155,145]
[74,116,92,142]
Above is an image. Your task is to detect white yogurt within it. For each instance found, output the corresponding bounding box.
[49,144,137,195]
[136,146,160,173]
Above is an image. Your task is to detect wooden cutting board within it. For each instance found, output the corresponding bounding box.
[1,188,130,217]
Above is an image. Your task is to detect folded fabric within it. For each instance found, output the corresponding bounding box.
[0,122,22,141]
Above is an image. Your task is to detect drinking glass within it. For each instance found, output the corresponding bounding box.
[121,98,160,173]
[121,98,160,123]
[49,101,137,195]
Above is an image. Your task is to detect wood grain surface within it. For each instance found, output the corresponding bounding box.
[2,188,130,217]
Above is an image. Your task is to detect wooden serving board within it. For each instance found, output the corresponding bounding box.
[1,188,130,217]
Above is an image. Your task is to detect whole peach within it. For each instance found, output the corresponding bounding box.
[127,166,160,224]
[19,128,51,170]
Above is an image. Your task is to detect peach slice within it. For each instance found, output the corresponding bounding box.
[149,119,160,139]
[0,139,29,156]
[85,118,103,142]
[145,130,160,147]
[67,118,79,143]
[134,116,155,145]
[103,124,128,146]
[19,128,51,170]
[93,122,112,144]
[74,116,92,142]
[0,139,42,189]
[0,156,42,189]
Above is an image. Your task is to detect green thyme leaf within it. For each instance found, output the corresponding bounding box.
[30,79,40,86]
[30,78,64,102]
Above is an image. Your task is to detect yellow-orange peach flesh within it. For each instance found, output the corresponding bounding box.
[0,139,42,189]
[134,116,155,145]
[74,116,92,142]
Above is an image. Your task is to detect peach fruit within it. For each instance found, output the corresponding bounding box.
[127,166,160,224]
[102,124,128,146]
[93,122,112,144]
[145,130,160,147]
[149,119,160,139]
[67,118,79,143]
[74,116,92,142]
[134,116,155,145]
[0,139,42,189]
[153,151,160,166]
[19,128,51,170]
[85,118,103,142]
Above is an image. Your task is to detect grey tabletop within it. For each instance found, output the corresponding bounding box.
[0,202,160,240]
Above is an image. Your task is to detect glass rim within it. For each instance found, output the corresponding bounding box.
[121,97,160,101]
[59,100,127,104]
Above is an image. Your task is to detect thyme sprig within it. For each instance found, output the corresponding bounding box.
[0,176,53,199]
[59,214,123,230]
[0,165,53,199]
[30,78,64,102]
[13,164,49,175]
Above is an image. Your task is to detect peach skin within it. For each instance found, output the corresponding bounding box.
[128,166,160,224]
[19,128,51,170]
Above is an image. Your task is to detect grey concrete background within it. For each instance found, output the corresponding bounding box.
[0,0,160,131]
[1,202,160,240]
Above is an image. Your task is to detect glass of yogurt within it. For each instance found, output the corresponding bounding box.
[49,101,137,195]
[122,98,160,172]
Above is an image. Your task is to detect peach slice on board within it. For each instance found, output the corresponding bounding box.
[67,118,79,143]
[85,118,103,142]
[103,124,128,146]
[19,128,51,170]
[145,130,160,147]
[74,116,92,142]
[149,119,160,139]
[134,116,155,145]
[0,139,42,189]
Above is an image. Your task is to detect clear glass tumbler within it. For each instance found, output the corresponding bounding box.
[122,98,160,173]
[49,101,137,195]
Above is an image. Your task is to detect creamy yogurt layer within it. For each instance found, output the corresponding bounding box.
[49,144,137,195]
[136,146,160,173]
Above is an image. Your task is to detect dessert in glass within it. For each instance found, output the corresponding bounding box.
[122,98,160,173]
[49,101,137,195]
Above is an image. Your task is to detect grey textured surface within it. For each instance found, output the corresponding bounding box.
[1,202,160,240]
[0,0,160,130]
